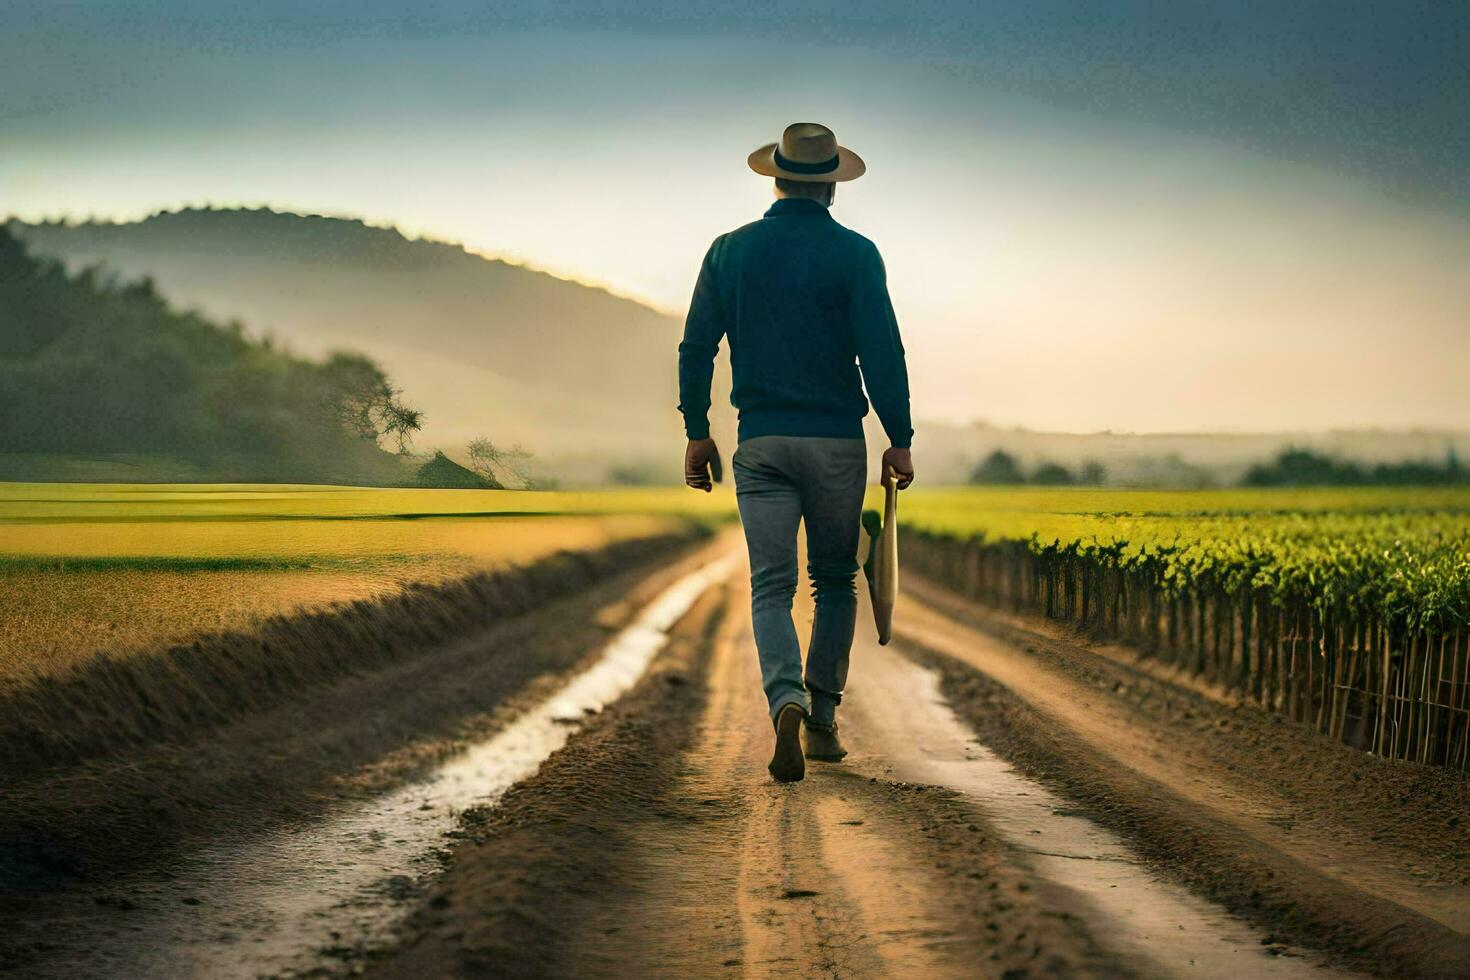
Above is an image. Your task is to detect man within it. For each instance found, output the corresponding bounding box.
[679,122,914,784]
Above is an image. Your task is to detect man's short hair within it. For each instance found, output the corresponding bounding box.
[775,177,835,205]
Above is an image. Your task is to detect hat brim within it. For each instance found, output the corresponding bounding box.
[747,143,866,182]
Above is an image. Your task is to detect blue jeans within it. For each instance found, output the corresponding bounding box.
[733,435,868,729]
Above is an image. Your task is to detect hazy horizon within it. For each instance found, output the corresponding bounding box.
[5,2,1467,434]
[16,204,1469,443]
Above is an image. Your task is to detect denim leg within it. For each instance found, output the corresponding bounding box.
[799,441,869,728]
[734,442,808,723]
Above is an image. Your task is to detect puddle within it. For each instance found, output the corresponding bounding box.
[846,644,1351,978]
[24,555,736,979]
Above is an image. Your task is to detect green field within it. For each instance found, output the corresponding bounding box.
[0,482,735,683]
[894,486,1470,629]
[894,486,1470,767]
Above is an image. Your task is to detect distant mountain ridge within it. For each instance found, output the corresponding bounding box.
[10,208,714,482]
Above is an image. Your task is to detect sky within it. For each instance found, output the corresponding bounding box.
[3,1,1467,433]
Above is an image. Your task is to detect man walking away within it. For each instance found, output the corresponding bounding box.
[679,122,914,783]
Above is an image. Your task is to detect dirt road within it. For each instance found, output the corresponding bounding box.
[9,541,1469,978]
[376,570,1113,978]
[371,545,1469,978]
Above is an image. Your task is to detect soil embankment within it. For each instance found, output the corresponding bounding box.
[1,530,707,776]
[0,530,715,933]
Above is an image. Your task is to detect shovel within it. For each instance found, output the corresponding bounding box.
[860,466,900,645]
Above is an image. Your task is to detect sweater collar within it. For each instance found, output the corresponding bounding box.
[763,198,832,218]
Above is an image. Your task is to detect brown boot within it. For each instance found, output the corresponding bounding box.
[768,703,806,783]
[803,722,848,761]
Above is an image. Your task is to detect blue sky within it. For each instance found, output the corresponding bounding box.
[4,2,1467,431]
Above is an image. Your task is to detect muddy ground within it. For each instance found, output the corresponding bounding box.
[371,582,1112,979]
[366,562,1468,979]
[897,576,1470,979]
[6,540,1469,978]
[0,534,718,971]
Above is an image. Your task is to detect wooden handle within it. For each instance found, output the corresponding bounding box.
[873,467,900,646]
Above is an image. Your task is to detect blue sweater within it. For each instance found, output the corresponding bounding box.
[677,198,913,448]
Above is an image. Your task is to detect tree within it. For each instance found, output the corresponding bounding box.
[1240,447,1470,487]
[1242,448,1361,487]
[466,437,532,489]
[0,225,420,484]
[1030,461,1076,486]
[606,461,665,486]
[378,401,424,454]
[1078,460,1107,485]
[321,351,423,453]
[969,450,1024,484]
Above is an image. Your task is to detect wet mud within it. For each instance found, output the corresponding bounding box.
[900,573,1470,978]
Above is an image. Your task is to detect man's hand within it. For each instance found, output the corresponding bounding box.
[882,446,914,490]
[684,438,723,492]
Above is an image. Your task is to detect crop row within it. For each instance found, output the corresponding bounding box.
[898,489,1470,769]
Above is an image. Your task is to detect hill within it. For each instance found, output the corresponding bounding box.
[10,209,714,483]
[15,208,1460,488]
[413,451,491,489]
[0,226,413,484]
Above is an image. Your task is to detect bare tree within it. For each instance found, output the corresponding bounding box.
[467,437,532,489]
[322,351,423,453]
[377,399,424,454]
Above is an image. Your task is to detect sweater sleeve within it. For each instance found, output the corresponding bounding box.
[851,242,913,449]
[677,239,726,441]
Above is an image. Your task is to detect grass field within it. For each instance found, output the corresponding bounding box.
[0,482,735,683]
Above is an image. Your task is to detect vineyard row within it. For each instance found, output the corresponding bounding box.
[905,531,1470,770]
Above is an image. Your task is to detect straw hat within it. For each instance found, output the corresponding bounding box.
[748,122,866,182]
